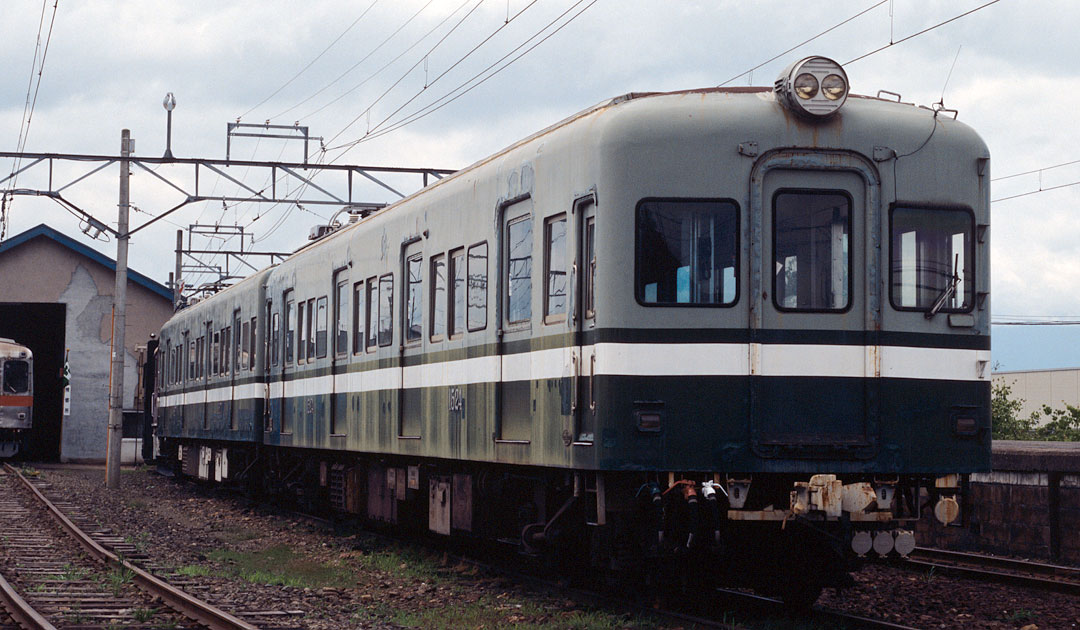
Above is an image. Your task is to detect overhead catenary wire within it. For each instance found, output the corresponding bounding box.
[992,158,1080,182]
[845,0,1004,65]
[322,0,488,149]
[341,0,542,146]
[982,158,1080,202]
[237,0,380,121]
[270,0,442,123]
[992,180,1080,203]
[717,0,887,88]
[3,0,59,241]
[325,0,598,155]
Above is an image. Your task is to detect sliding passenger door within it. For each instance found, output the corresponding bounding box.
[331,272,349,438]
[496,197,534,443]
[400,242,423,439]
[194,325,207,432]
[750,160,880,459]
[230,309,241,431]
[280,292,295,435]
[571,195,597,444]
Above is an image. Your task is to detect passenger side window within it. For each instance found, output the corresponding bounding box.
[285,294,295,365]
[544,214,567,322]
[315,296,328,358]
[585,217,596,319]
[467,242,487,331]
[449,248,464,336]
[187,335,194,381]
[406,255,423,344]
[235,313,244,371]
[335,278,349,357]
[249,317,257,369]
[220,327,227,375]
[196,336,204,379]
[271,311,280,367]
[352,281,364,354]
[637,199,738,306]
[378,274,393,347]
[212,330,221,375]
[507,216,532,325]
[774,191,850,311]
[306,298,316,359]
[241,319,250,370]
[297,300,307,363]
[366,279,378,351]
[431,255,447,341]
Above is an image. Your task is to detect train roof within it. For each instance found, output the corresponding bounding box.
[290,83,981,232]
[0,338,32,360]
[173,81,984,315]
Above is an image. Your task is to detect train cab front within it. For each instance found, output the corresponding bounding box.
[592,56,991,605]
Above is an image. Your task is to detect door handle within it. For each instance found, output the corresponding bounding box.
[589,353,597,412]
[569,262,578,327]
[570,352,578,415]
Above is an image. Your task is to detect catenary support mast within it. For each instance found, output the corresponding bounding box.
[106,129,131,489]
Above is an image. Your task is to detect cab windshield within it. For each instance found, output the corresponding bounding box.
[890,207,973,312]
[635,199,738,306]
[2,360,30,394]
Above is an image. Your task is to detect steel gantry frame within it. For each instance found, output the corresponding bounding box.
[0,144,455,490]
[0,148,455,304]
[0,149,454,239]
[177,224,294,299]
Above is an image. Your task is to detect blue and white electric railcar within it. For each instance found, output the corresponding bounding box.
[156,56,990,604]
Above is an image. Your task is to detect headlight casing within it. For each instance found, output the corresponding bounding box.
[775,56,849,118]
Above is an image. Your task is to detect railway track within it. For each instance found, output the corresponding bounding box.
[286,508,920,630]
[0,465,304,629]
[901,546,1080,595]
[2,461,925,630]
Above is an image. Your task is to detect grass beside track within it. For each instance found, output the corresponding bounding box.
[201,544,359,588]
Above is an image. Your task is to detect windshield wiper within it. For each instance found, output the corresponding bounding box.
[926,253,960,320]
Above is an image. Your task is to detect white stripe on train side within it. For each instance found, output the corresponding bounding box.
[157,343,990,407]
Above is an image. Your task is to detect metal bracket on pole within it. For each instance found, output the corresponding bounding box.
[227,122,321,164]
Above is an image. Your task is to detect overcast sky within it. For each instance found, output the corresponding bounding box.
[2,0,1078,369]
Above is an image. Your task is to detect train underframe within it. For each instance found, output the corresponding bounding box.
[160,437,966,607]
[0,427,27,458]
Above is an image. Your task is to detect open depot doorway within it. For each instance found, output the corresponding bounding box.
[0,302,65,461]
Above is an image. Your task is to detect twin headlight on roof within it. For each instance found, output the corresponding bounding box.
[774,56,849,119]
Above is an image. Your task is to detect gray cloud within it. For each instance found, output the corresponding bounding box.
[3,0,1079,330]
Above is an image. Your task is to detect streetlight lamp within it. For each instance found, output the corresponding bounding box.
[163,92,176,159]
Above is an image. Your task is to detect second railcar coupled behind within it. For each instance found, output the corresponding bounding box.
[155,56,991,604]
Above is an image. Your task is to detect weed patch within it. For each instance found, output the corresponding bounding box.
[206,545,357,588]
[175,565,213,577]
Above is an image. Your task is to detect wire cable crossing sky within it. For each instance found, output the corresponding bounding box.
[1,0,1078,369]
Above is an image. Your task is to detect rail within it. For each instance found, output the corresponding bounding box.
[0,569,57,630]
[3,464,260,630]
[902,546,1080,595]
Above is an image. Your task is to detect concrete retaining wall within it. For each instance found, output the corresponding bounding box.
[917,442,1080,564]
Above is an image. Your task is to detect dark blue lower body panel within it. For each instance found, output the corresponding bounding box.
[597,375,990,474]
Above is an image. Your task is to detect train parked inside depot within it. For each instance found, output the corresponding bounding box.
[0,337,33,458]
[155,56,991,604]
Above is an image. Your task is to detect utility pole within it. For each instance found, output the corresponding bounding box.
[174,229,183,309]
[106,129,132,489]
